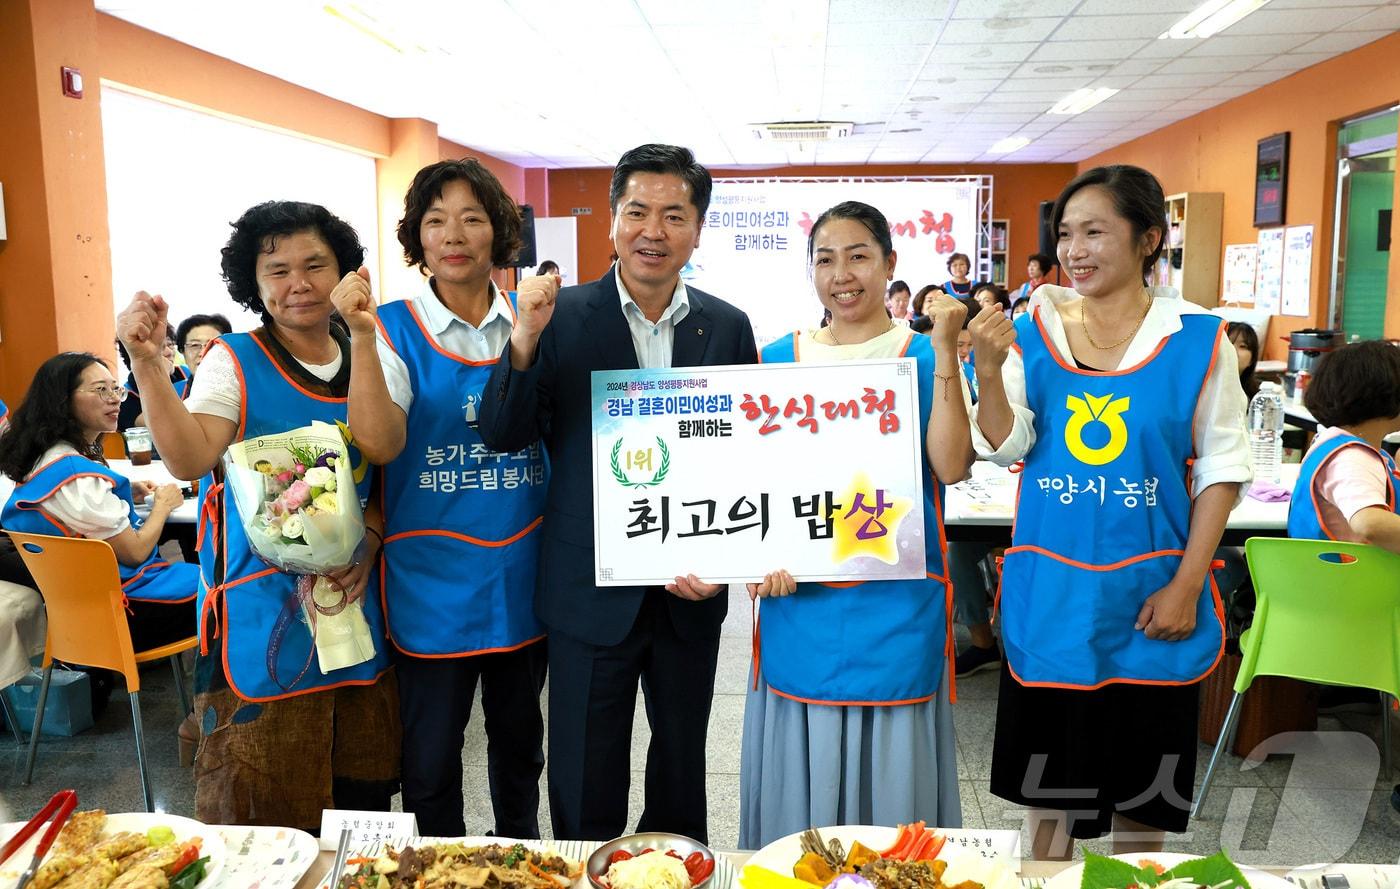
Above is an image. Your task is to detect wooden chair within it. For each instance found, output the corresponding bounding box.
[6,530,196,813]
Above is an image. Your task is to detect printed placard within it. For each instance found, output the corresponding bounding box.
[318,809,418,851]
[591,359,926,586]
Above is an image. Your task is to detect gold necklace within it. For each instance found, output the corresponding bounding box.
[1080,292,1152,351]
[827,319,894,345]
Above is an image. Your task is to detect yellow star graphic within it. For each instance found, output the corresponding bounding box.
[829,471,914,566]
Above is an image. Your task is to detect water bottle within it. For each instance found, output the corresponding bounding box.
[1249,381,1284,484]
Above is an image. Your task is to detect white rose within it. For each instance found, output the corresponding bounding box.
[304,466,335,489]
[313,492,340,515]
[281,514,306,540]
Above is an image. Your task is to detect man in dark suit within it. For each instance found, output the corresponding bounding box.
[478,144,757,842]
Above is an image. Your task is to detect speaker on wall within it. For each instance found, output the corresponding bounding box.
[516,204,537,269]
[1037,200,1056,260]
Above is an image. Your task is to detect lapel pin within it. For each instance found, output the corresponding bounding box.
[697,328,703,335]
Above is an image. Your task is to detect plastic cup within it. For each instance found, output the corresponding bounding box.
[122,427,153,465]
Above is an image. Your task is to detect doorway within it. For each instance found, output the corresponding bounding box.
[1330,108,1397,339]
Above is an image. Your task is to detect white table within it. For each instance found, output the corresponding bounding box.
[944,460,1296,544]
[110,458,199,524]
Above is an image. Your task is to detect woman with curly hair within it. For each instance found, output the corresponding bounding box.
[0,352,197,647]
[115,201,399,829]
[332,159,548,837]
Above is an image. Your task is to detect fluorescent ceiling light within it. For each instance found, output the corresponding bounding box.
[1048,88,1119,115]
[1160,0,1272,39]
[989,136,1031,154]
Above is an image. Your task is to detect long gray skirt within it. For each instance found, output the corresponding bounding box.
[738,663,961,849]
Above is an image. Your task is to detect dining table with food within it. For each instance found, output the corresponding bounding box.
[1,792,1393,889]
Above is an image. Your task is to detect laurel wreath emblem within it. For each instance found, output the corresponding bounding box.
[611,437,670,488]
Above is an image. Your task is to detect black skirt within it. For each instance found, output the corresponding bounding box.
[989,661,1201,837]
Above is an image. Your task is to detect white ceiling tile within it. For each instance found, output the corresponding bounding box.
[1130,38,1197,59]
[1004,74,1099,91]
[1105,58,1169,77]
[1156,53,1273,74]
[828,20,943,45]
[1219,7,1369,35]
[828,0,953,22]
[633,0,762,25]
[1293,30,1395,54]
[1048,13,1182,41]
[1126,86,1209,101]
[1190,84,1257,101]
[1268,0,1382,7]
[1250,52,1336,72]
[1075,0,1202,12]
[914,78,1008,94]
[951,42,1042,63]
[937,16,1064,43]
[951,0,1081,16]
[1030,39,1151,62]
[1183,33,1312,56]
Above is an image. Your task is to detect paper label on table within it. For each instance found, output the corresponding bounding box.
[317,810,418,851]
[940,828,1021,864]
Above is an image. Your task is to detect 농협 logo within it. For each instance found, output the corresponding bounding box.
[1064,392,1130,466]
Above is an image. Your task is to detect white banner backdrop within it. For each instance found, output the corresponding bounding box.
[687,178,983,347]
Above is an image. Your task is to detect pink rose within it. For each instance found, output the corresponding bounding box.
[276,470,296,485]
[279,479,312,511]
[294,462,307,474]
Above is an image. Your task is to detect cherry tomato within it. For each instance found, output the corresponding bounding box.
[684,851,704,873]
[609,850,633,864]
[641,848,654,855]
[691,857,715,885]
[666,850,683,860]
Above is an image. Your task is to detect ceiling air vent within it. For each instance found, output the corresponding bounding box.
[752,121,854,142]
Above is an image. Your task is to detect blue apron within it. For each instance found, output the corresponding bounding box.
[375,297,548,657]
[999,307,1226,689]
[3,453,197,602]
[126,366,190,401]
[754,329,950,705]
[1289,432,1400,539]
[198,332,390,702]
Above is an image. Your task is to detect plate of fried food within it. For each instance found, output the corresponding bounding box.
[741,824,1017,889]
[0,809,224,889]
[329,837,583,889]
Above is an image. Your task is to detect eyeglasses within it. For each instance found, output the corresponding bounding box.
[80,385,129,403]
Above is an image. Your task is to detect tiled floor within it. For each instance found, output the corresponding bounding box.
[3,582,1400,864]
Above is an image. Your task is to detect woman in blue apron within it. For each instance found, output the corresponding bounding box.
[1290,340,1400,544]
[968,165,1252,857]
[332,159,548,838]
[118,324,190,432]
[0,352,197,652]
[941,252,978,301]
[739,201,975,847]
[114,200,399,830]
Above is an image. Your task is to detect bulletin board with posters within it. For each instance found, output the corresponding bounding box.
[687,178,989,346]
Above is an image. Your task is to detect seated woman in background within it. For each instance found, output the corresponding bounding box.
[1290,341,1400,546]
[0,352,197,652]
[1014,252,1054,305]
[1226,321,1261,400]
[176,313,233,376]
[118,323,188,430]
[910,284,941,333]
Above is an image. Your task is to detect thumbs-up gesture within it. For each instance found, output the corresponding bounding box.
[514,273,561,341]
[331,266,376,337]
[117,291,171,363]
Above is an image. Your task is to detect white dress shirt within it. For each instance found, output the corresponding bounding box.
[25,444,131,539]
[970,284,1253,502]
[378,279,516,414]
[616,266,690,370]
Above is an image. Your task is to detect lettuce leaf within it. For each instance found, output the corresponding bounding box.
[1079,851,1251,889]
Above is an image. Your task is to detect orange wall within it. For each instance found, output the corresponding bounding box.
[0,0,118,409]
[1080,31,1400,360]
[548,163,1076,285]
[97,13,390,157]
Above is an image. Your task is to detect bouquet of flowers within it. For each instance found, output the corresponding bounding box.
[222,421,377,681]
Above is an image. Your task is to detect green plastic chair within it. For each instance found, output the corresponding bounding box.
[1192,537,1400,819]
